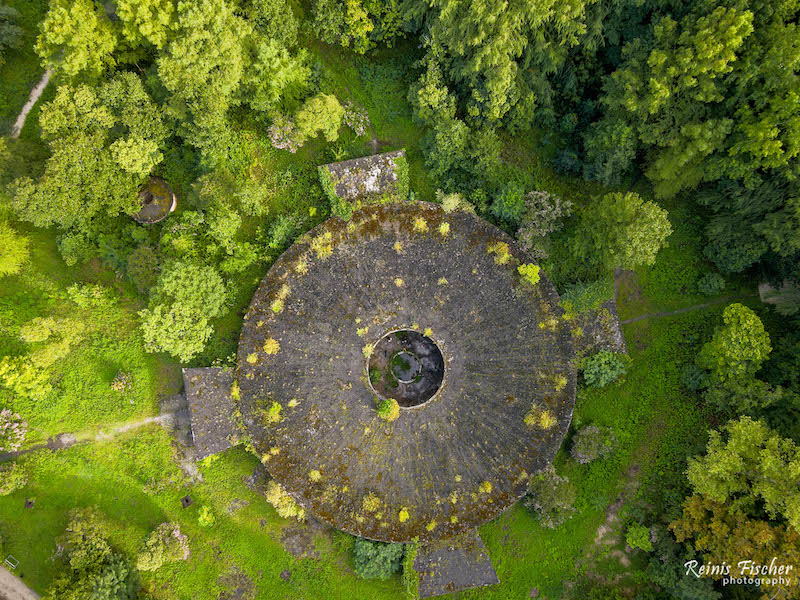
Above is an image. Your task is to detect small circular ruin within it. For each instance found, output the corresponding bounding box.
[132,177,177,224]
[237,202,576,542]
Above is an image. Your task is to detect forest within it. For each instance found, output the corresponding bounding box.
[0,0,799,599]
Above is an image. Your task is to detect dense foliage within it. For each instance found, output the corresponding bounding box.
[352,538,404,580]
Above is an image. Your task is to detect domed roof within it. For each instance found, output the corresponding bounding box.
[237,202,576,542]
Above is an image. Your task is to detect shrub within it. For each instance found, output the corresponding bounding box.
[518,263,540,286]
[376,398,400,422]
[524,465,576,528]
[197,506,215,527]
[0,409,27,452]
[295,93,345,143]
[61,508,114,571]
[0,221,30,277]
[581,351,630,387]
[680,363,710,391]
[570,425,617,464]
[490,182,526,225]
[353,538,404,580]
[517,191,573,258]
[697,272,727,296]
[265,480,305,521]
[625,524,653,551]
[402,542,419,599]
[0,462,28,495]
[135,522,190,571]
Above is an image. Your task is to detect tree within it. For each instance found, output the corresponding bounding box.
[35,0,117,79]
[696,303,771,383]
[12,74,167,230]
[703,378,792,416]
[136,522,190,571]
[570,425,617,464]
[625,524,652,552]
[0,221,29,277]
[139,261,227,361]
[353,538,404,580]
[250,0,299,46]
[600,7,753,197]
[0,3,22,66]
[574,192,672,271]
[157,0,249,157]
[670,495,800,600]
[516,191,572,259]
[581,351,630,388]
[241,38,310,115]
[582,118,637,186]
[116,0,175,48]
[524,465,576,528]
[61,508,114,571]
[686,417,800,530]
[294,94,345,143]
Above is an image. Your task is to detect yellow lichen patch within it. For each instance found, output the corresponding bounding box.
[263,338,280,355]
[265,480,305,521]
[525,406,557,429]
[450,515,458,524]
[276,284,290,300]
[425,520,437,531]
[553,374,568,392]
[376,398,400,422]
[455,475,462,483]
[437,277,448,286]
[357,326,369,337]
[230,382,240,400]
[487,241,511,264]
[269,446,281,456]
[311,231,333,259]
[362,343,374,358]
[270,299,284,313]
[538,316,559,331]
[394,278,404,288]
[398,508,410,522]
[264,402,283,424]
[309,470,322,482]
[288,398,299,408]
[438,222,450,236]
[480,481,493,494]
[424,327,433,337]
[362,493,381,512]
[449,491,458,504]
[260,453,271,464]
[347,222,357,234]
[246,353,258,364]
[413,217,428,233]
[294,257,309,275]
[393,241,403,253]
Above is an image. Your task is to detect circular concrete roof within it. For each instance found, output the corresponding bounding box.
[237,202,576,542]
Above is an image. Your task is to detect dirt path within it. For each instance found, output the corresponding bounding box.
[10,70,51,139]
[0,565,39,600]
[620,294,758,325]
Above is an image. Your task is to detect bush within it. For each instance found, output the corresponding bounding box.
[0,221,30,277]
[518,263,541,286]
[0,408,27,452]
[570,425,617,464]
[523,465,576,528]
[135,522,190,571]
[197,506,215,527]
[353,538,404,580]
[491,182,526,225]
[680,363,709,391]
[626,524,653,551]
[697,272,726,296]
[0,461,28,495]
[581,351,630,387]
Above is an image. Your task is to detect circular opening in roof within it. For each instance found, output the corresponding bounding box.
[368,330,444,408]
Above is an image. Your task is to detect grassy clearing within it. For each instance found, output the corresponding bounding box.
[0,426,403,599]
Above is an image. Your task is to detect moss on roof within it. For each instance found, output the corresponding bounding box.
[237,202,576,543]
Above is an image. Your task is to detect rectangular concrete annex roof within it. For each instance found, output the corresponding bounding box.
[182,367,240,460]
